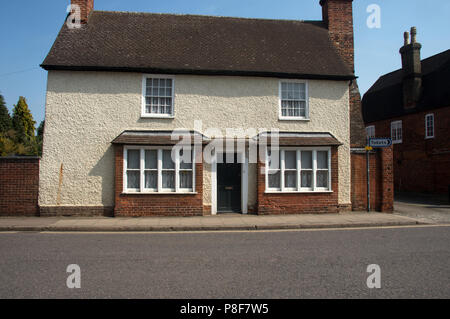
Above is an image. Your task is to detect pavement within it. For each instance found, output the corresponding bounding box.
[0,212,424,232]
[394,192,450,224]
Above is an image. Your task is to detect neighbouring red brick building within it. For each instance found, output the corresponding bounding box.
[362,28,450,195]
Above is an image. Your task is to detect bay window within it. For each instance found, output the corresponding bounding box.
[266,148,331,192]
[124,147,195,193]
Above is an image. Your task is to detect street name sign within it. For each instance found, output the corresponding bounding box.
[369,138,392,148]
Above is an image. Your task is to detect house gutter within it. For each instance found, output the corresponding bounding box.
[39,64,357,81]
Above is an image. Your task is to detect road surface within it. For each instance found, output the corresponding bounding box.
[0,226,449,298]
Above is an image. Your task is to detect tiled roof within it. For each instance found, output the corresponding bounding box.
[42,11,354,80]
[362,49,450,123]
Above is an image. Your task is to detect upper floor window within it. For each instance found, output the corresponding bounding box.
[391,120,403,144]
[366,126,375,139]
[142,75,174,118]
[279,81,309,120]
[425,114,434,139]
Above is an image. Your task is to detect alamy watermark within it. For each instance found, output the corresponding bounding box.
[168,120,280,174]
[366,4,381,29]
[66,264,81,289]
[66,4,81,29]
[366,264,381,289]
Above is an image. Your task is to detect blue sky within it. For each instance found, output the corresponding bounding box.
[0,0,449,125]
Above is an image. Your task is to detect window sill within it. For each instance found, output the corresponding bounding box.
[425,136,434,140]
[264,190,333,194]
[278,117,310,122]
[122,192,198,195]
[141,114,175,119]
[392,141,402,144]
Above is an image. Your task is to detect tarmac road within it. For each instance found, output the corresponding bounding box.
[0,225,449,299]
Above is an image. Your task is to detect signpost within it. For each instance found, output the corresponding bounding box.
[369,138,392,148]
[366,138,392,212]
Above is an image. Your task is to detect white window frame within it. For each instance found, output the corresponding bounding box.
[141,74,175,118]
[391,120,403,144]
[265,147,332,193]
[366,125,375,139]
[278,80,309,121]
[123,146,196,194]
[425,113,434,139]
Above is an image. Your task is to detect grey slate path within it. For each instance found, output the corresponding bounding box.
[0,212,425,232]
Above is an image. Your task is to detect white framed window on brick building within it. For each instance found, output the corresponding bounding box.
[366,125,375,139]
[279,81,309,120]
[266,147,331,193]
[142,75,175,118]
[391,120,403,144]
[124,146,195,193]
[425,113,434,139]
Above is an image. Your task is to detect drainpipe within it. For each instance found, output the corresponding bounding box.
[367,149,370,212]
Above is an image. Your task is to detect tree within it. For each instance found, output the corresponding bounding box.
[36,120,45,156]
[37,120,45,139]
[0,94,12,133]
[12,96,36,143]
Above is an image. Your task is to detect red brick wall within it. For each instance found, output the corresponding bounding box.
[0,157,40,216]
[256,147,340,214]
[367,106,450,194]
[114,145,204,217]
[351,147,393,212]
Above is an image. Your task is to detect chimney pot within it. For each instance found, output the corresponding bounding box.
[411,27,417,43]
[404,32,410,46]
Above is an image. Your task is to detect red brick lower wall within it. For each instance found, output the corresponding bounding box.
[351,147,393,212]
[0,157,40,216]
[114,145,203,217]
[6,145,392,217]
[256,147,340,214]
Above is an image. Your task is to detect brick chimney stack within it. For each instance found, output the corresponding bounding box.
[320,0,355,73]
[400,27,422,109]
[71,0,94,24]
[320,0,366,148]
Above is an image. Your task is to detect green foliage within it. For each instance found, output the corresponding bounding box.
[0,94,12,133]
[0,130,17,156]
[36,120,44,156]
[37,120,45,139]
[0,96,42,157]
[12,96,36,143]
[0,129,40,157]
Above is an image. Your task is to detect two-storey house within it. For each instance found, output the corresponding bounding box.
[39,0,365,216]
